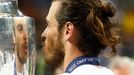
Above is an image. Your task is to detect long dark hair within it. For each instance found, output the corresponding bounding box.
[54,0,119,56]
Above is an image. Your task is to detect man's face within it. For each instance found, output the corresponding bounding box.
[14,18,28,64]
[41,1,64,66]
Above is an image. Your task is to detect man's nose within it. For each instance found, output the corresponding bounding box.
[23,31,28,40]
[41,30,46,38]
[41,27,47,38]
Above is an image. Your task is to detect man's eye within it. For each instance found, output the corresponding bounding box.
[17,24,23,31]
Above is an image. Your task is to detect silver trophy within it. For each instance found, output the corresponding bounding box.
[0,0,36,75]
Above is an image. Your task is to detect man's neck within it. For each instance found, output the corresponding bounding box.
[63,43,84,72]
[16,55,24,73]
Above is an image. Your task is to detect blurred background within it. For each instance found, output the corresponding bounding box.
[17,0,134,75]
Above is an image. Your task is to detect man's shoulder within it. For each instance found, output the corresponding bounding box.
[70,65,114,75]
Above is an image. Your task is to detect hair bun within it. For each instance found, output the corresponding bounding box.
[103,2,116,17]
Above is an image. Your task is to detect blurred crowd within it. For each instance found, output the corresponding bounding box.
[109,10,134,75]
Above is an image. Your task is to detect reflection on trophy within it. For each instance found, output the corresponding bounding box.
[0,0,36,75]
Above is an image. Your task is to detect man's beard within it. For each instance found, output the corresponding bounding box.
[43,35,65,68]
[16,40,27,64]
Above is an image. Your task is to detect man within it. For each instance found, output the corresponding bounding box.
[109,56,134,75]
[41,0,118,75]
[0,17,29,75]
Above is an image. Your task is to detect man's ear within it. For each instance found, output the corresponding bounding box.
[64,22,74,40]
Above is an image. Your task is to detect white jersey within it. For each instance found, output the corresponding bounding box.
[60,65,115,75]
[0,60,28,75]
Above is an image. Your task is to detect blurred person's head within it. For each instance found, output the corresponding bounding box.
[13,18,28,64]
[41,0,118,67]
[109,56,134,75]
